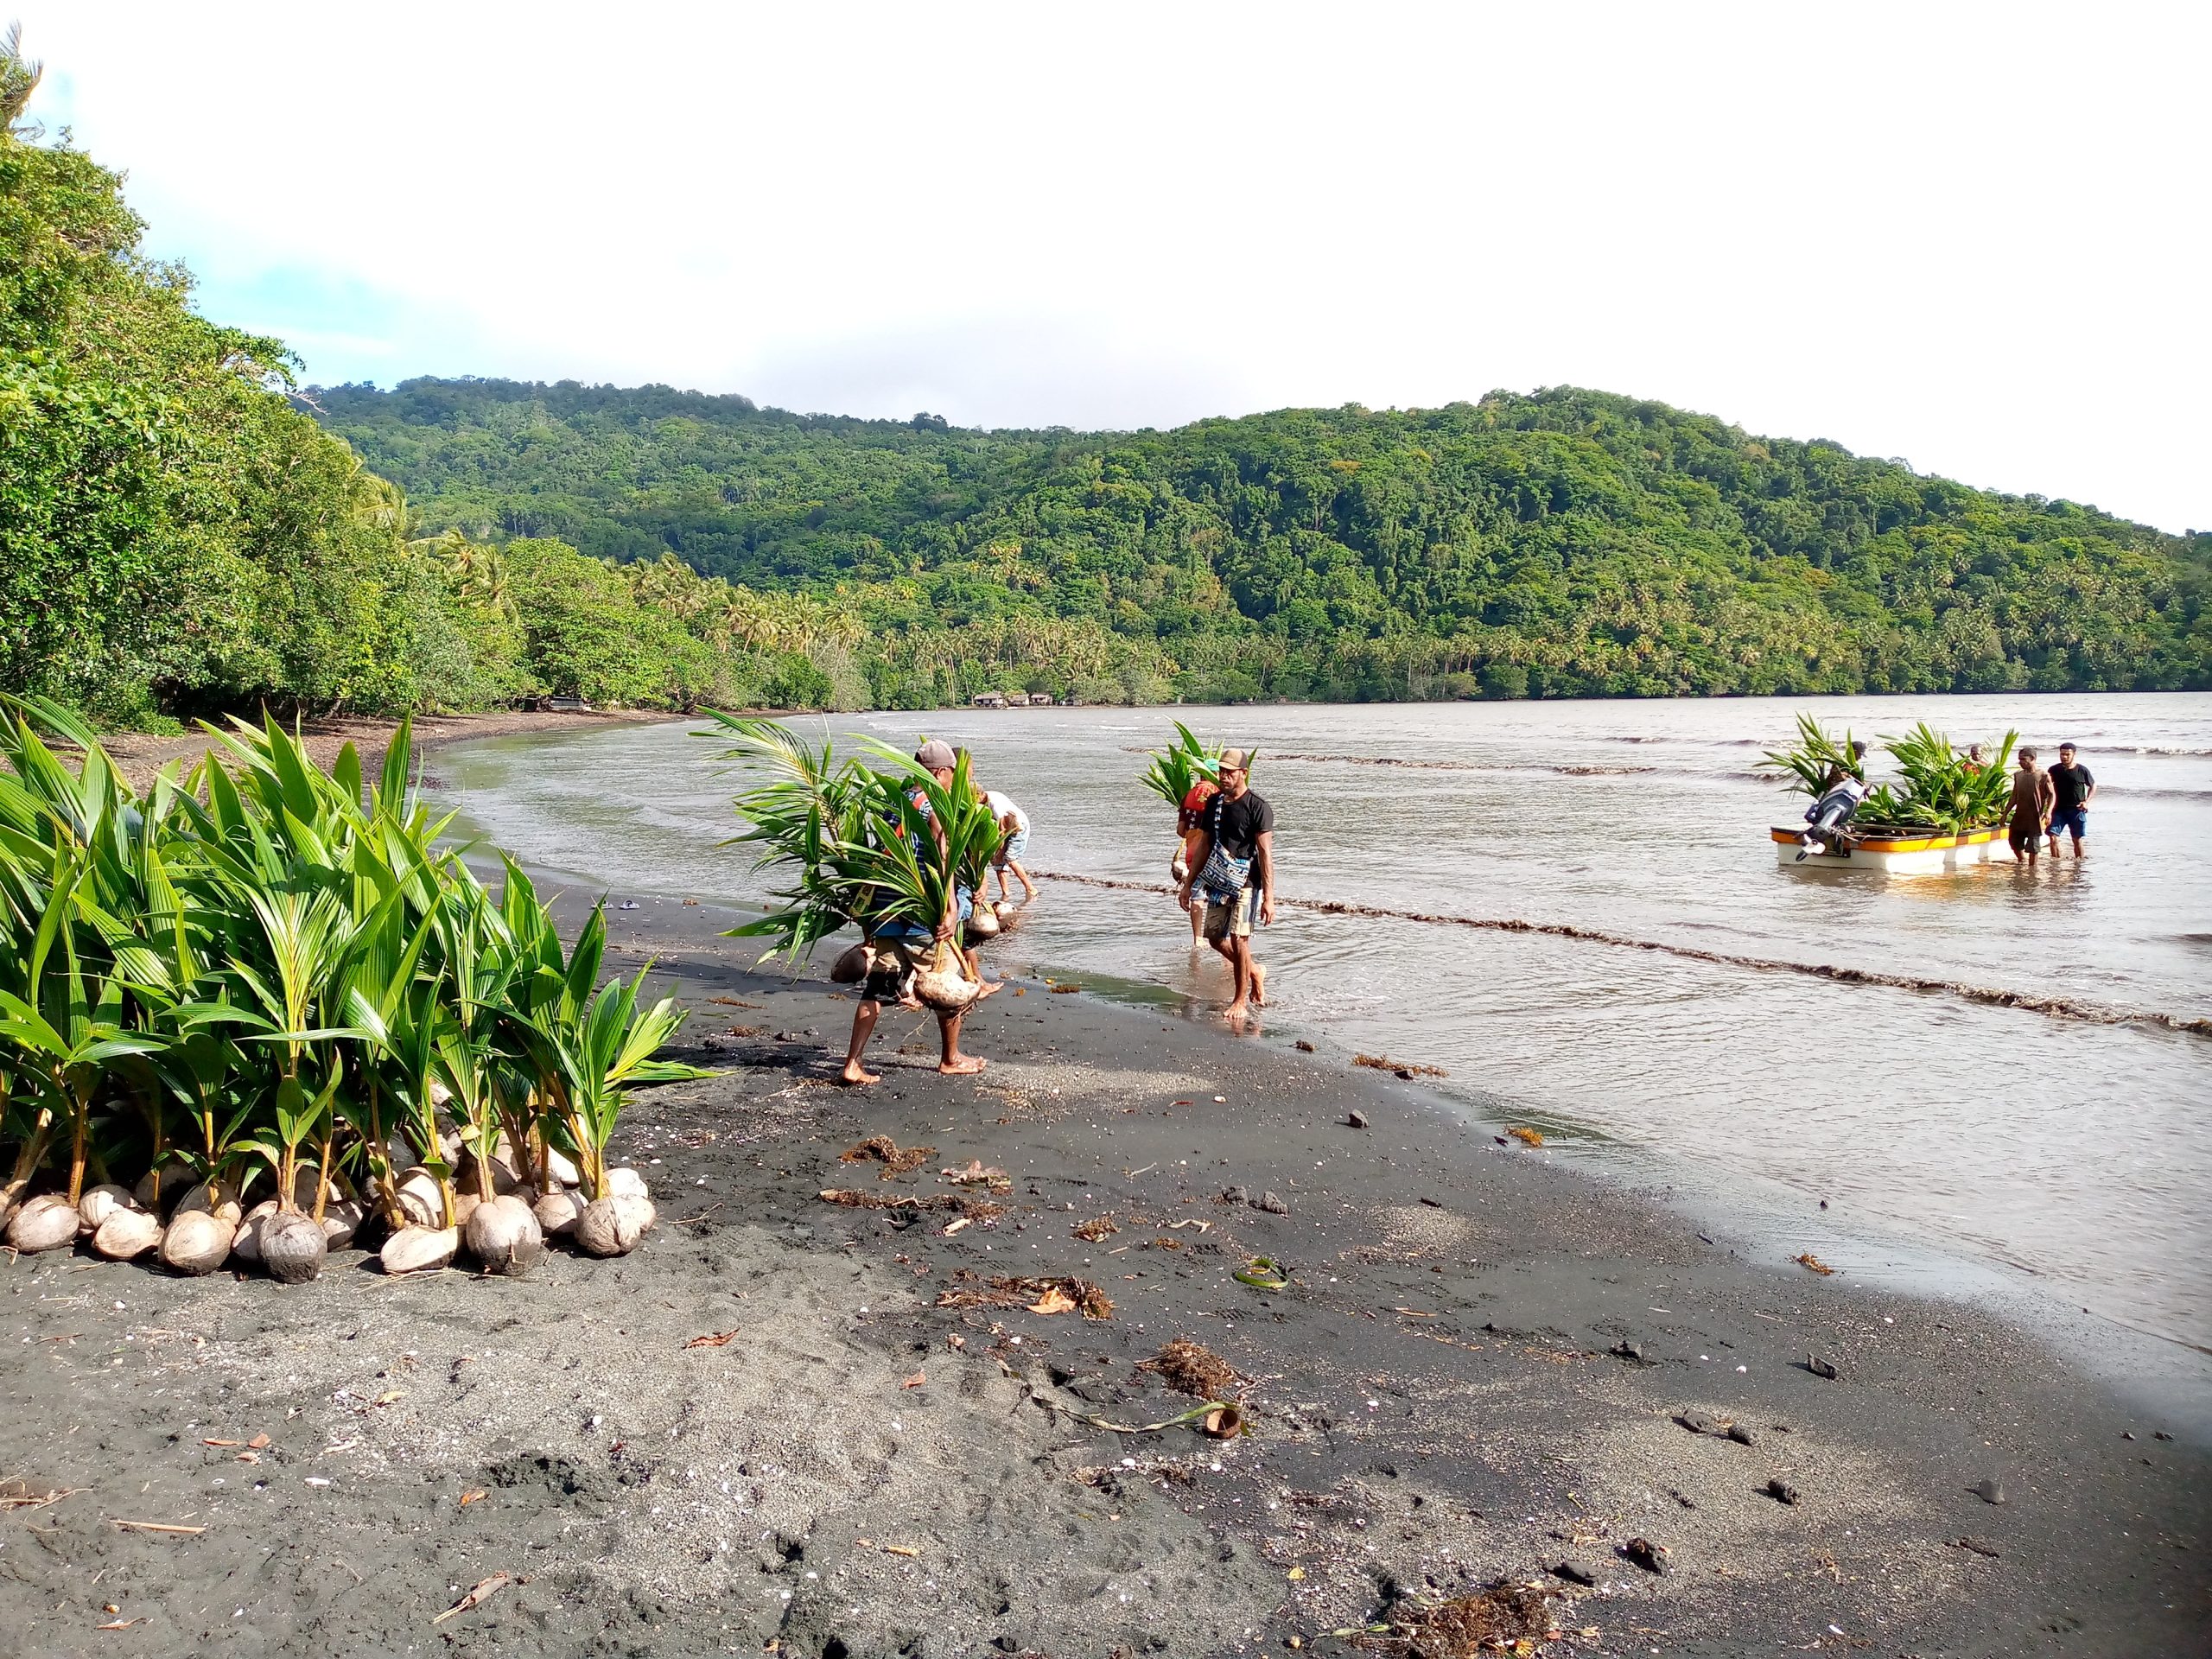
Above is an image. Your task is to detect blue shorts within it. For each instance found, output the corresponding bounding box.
[2050,805,2088,840]
[995,830,1030,866]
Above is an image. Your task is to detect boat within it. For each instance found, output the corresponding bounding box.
[1773,823,2008,874]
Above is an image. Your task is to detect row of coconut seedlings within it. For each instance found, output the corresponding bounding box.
[0,700,702,1287]
[8,1125,663,1281]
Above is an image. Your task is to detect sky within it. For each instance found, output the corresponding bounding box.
[28,3,2212,531]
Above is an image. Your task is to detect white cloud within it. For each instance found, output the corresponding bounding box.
[29,0,2212,528]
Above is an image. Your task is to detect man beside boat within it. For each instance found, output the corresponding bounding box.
[1795,740,1870,860]
[2007,747,2056,866]
[1179,748,1274,1022]
[2046,743,2095,856]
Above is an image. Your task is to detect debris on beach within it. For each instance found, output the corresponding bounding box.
[1951,1535,2003,1558]
[1794,1251,1837,1274]
[1294,1039,1316,1052]
[1072,1215,1119,1242]
[1675,1408,1734,1437]
[682,1328,741,1349]
[1764,1477,1802,1505]
[817,1188,1005,1220]
[1138,1339,1240,1398]
[1354,1052,1447,1077]
[1507,1126,1544,1147]
[1366,1581,1557,1657]
[1619,1536,1670,1574]
[433,1571,514,1624]
[1805,1354,1840,1379]
[1968,1478,2006,1504]
[841,1135,935,1179]
[936,1271,1114,1319]
[1233,1255,1291,1290]
[940,1160,1013,1191]
[1050,982,1084,994]
[1346,1109,1370,1128]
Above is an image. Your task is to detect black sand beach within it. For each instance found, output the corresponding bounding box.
[1,892,2204,1658]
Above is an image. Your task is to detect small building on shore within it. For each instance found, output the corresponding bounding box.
[970,691,1010,709]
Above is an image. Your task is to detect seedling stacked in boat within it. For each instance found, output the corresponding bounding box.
[0,697,707,1279]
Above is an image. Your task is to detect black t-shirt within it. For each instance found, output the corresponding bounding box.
[2049,763,2094,810]
[1207,789,1274,862]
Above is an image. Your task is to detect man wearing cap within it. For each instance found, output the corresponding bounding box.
[838,739,991,1084]
[2046,742,2095,856]
[1177,748,1274,1023]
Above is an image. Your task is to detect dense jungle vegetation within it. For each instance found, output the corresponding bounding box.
[5,30,2208,725]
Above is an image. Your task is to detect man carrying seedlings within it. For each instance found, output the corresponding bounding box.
[1179,748,1275,1024]
[2046,742,2095,856]
[2008,747,2056,866]
[838,740,992,1085]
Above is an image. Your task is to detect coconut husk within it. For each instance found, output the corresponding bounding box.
[534,1189,587,1237]
[232,1199,281,1265]
[575,1195,652,1257]
[77,1183,137,1236]
[394,1166,448,1228]
[261,1211,328,1284]
[605,1166,651,1202]
[465,1194,544,1275]
[965,907,1001,941]
[175,1179,242,1226]
[92,1208,163,1261]
[380,1224,458,1274]
[133,1162,192,1214]
[7,1193,81,1255]
[545,1147,582,1188]
[913,938,982,1012]
[161,1210,236,1275]
[320,1197,366,1250]
[457,1147,528,1198]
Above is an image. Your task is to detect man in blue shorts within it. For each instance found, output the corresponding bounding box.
[2045,742,2095,856]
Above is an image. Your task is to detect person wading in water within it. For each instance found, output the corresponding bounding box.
[1173,778,1218,946]
[2008,746,2056,868]
[1178,748,1274,1023]
[2046,742,2095,857]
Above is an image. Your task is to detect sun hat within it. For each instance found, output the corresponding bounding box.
[915,739,957,771]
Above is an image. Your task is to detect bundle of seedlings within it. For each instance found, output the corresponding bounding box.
[1138,721,1222,814]
[0,697,708,1280]
[702,716,1006,1012]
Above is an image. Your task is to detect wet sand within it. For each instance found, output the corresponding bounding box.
[0,892,2204,1658]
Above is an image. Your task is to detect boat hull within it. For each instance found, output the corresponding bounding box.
[1772,824,2007,874]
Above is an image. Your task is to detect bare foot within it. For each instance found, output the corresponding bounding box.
[837,1065,880,1087]
[938,1054,987,1076]
[1250,963,1268,1007]
[1224,1000,1249,1024]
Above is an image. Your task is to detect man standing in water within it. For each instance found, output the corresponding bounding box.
[2008,746,2056,866]
[1179,748,1275,1023]
[839,739,990,1085]
[2046,742,2095,856]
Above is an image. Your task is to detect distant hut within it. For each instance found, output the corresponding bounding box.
[1027,692,1056,707]
[970,691,1010,709]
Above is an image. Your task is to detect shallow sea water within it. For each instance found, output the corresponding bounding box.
[428,694,2212,1354]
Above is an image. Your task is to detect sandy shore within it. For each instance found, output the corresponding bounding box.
[92,709,681,794]
[0,889,2204,1658]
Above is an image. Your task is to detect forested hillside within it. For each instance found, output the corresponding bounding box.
[316,378,2212,706]
[6,24,2207,727]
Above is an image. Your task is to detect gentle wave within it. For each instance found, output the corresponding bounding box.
[1039,871,2212,1041]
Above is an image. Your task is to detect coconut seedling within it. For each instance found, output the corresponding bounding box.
[531,965,704,1255]
[1140,721,1222,811]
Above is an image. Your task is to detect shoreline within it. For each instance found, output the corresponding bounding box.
[1,885,2203,1656]
[92,708,688,794]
